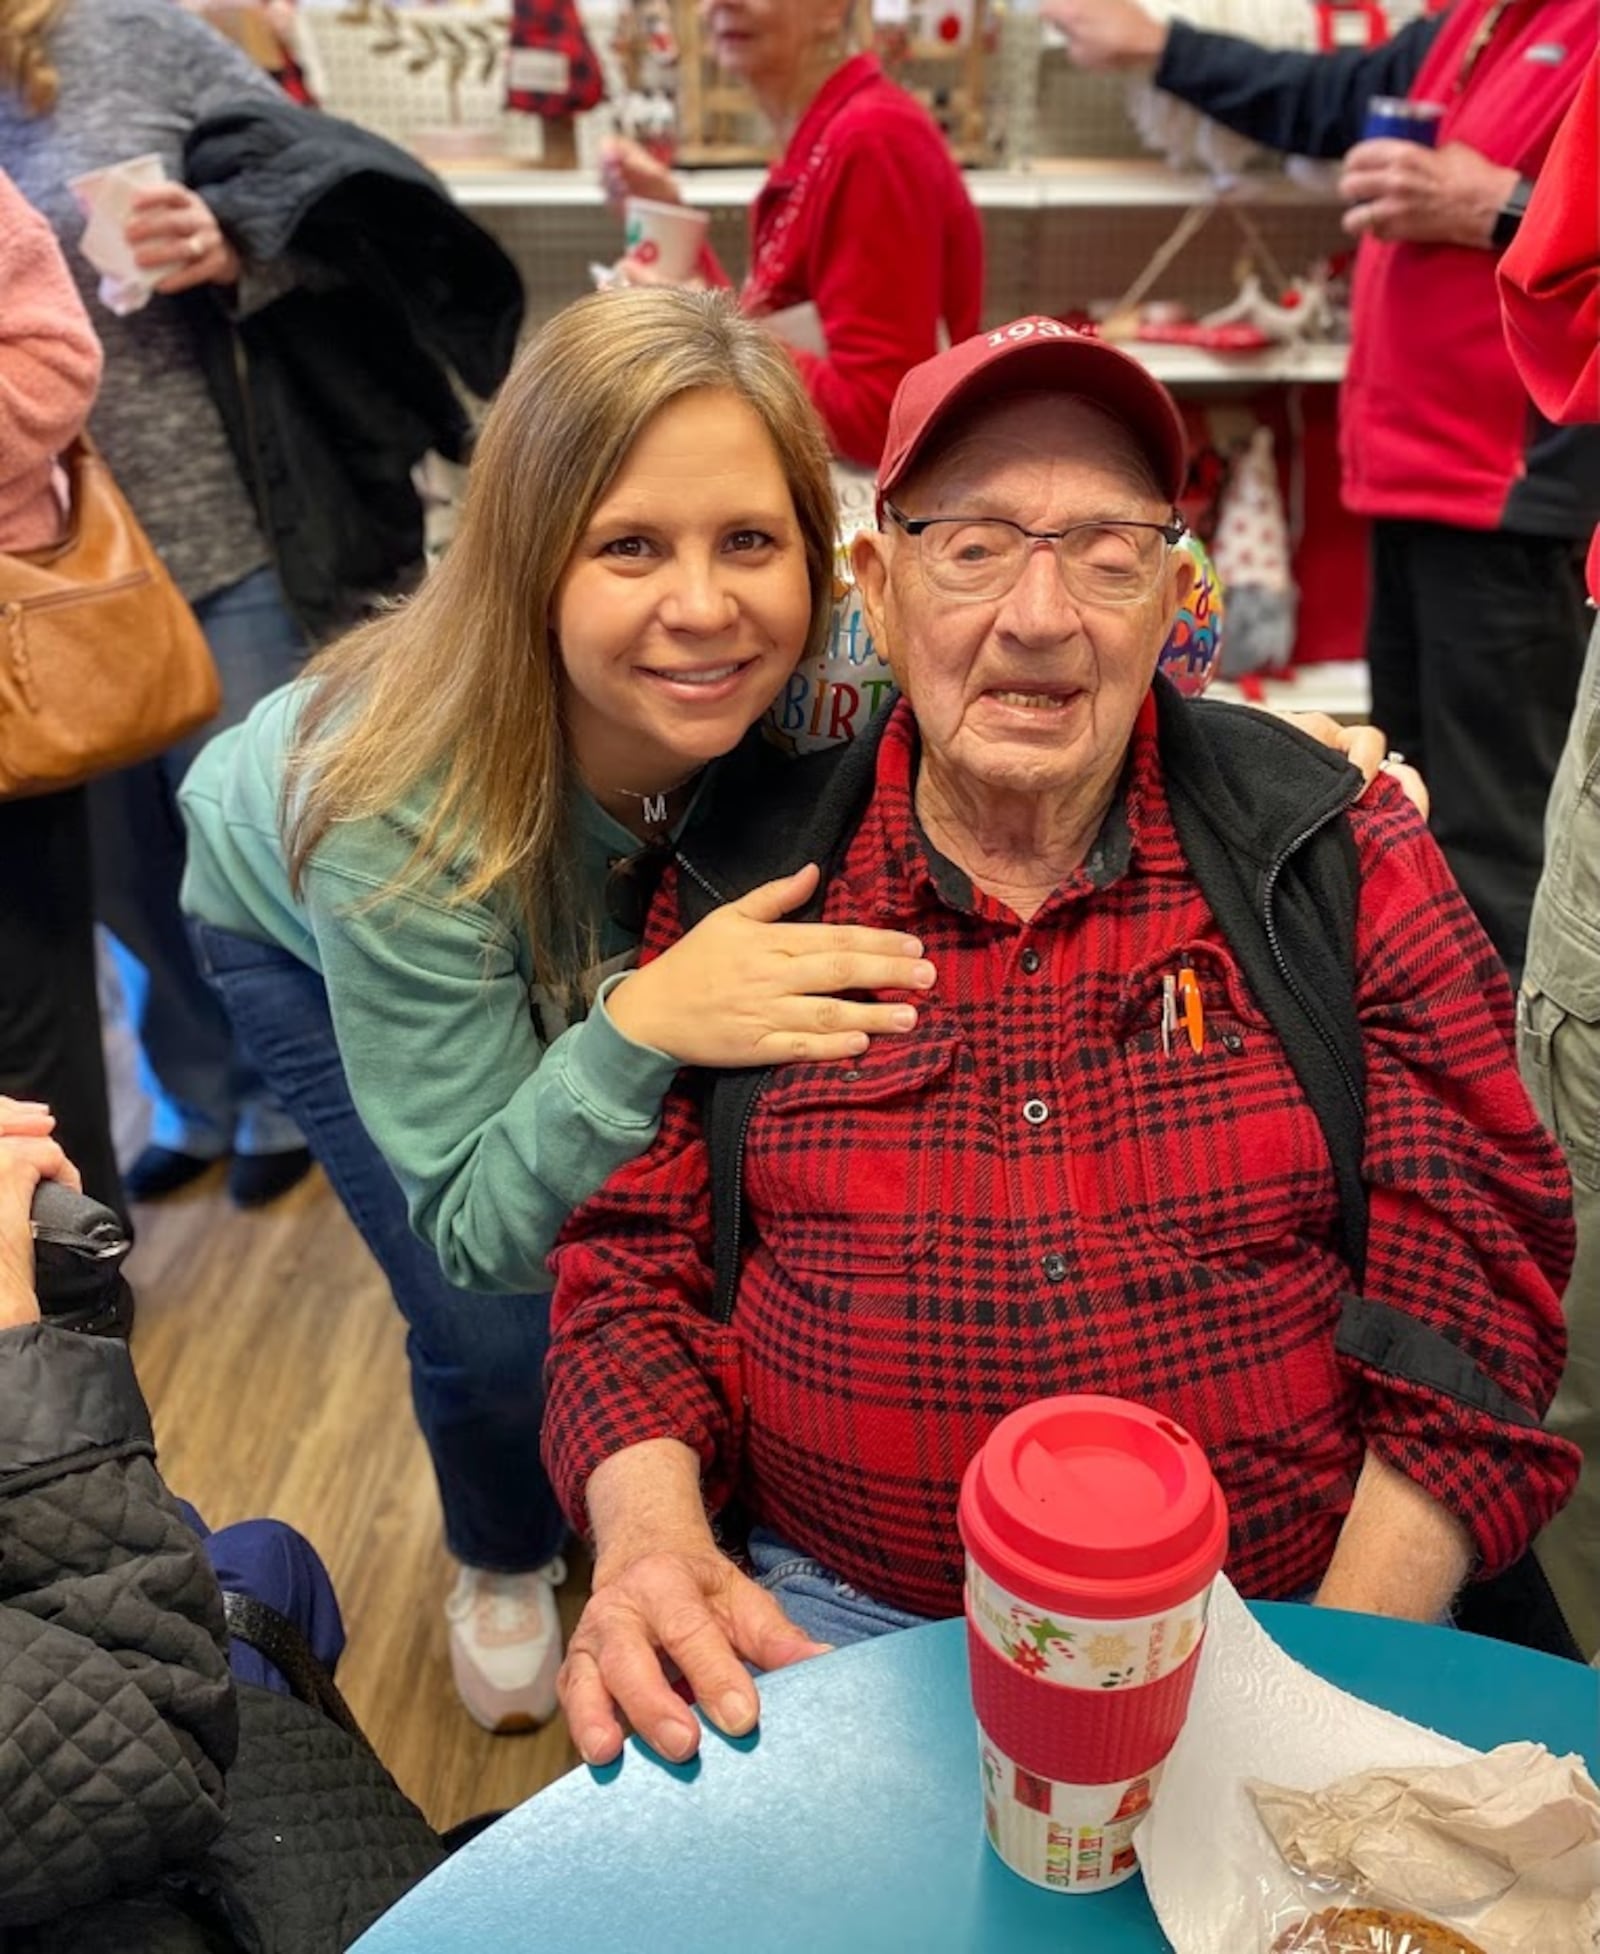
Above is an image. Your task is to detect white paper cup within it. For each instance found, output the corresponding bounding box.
[67,153,175,315]
[622,196,709,284]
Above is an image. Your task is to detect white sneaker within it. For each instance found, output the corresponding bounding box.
[444,1557,567,1733]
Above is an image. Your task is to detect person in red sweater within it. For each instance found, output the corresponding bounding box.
[601,0,984,471]
[1499,50,1600,1660]
[1045,0,1599,988]
[0,170,125,1225]
[542,322,1576,1770]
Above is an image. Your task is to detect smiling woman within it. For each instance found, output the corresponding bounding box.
[175,287,934,1735]
[555,390,815,810]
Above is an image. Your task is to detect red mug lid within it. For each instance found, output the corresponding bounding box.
[959,1395,1228,1619]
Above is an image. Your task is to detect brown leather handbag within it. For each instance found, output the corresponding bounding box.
[0,437,221,798]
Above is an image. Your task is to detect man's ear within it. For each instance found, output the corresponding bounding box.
[851,528,892,650]
[1158,549,1196,641]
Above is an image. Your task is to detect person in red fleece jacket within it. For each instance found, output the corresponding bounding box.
[601,0,984,471]
[1499,51,1600,1661]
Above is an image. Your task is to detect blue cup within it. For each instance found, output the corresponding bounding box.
[1362,96,1446,145]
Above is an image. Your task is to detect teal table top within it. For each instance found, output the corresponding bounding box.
[354,1605,1599,1953]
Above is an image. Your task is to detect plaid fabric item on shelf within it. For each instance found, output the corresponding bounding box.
[505,0,605,115]
[547,700,1577,1617]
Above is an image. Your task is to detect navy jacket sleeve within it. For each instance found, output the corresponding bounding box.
[1153,15,1442,159]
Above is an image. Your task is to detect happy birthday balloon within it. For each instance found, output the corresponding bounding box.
[1158,532,1225,698]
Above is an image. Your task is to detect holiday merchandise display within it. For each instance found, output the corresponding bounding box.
[505,0,607,164]
[1209,424,1295,678]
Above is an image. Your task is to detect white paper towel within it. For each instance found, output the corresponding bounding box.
[1137,1578,1473,1953]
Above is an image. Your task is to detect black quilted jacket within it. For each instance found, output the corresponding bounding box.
[0,1324,444,1951]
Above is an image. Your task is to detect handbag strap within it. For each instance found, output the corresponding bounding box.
[221,1589,374,1751]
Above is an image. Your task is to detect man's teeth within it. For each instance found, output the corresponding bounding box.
[655,664,742,685]
[991,689,1073,709]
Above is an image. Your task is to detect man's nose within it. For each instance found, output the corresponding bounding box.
[995,538,1082,645]
[661,557,739,634]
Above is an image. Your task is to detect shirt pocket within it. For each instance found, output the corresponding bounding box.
[1117,941,1335,1257]
[751,1028,966,1276]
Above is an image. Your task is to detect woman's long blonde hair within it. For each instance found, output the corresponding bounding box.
[286,287,838,1000]
[0,0,66,113]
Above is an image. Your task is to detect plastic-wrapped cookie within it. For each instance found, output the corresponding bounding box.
[1270,1905,1490,1954]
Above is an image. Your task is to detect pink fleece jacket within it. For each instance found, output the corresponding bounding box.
[0,170,101,552]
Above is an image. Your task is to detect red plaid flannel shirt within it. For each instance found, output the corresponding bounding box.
[546,701,1577,1613]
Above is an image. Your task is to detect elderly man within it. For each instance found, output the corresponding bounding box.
[543,322,1578,1770]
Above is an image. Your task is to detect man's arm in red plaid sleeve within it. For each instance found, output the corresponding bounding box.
[543,1010,831,1770]
[1317,781,1579,1619]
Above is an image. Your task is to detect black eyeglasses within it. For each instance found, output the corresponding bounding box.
[883,501,1187,608]
[604,841,675,938]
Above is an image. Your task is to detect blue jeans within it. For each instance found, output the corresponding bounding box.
[749,1530,932,1647]
[91,566,307,1158]
[191,921,567,1575]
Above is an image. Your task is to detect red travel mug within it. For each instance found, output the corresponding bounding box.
[958,1395,1228,1893]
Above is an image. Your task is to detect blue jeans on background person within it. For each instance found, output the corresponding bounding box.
[190,920,567,1576]
[91,566,308,1159]
[181,1501,346,1695]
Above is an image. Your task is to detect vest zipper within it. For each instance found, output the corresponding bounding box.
[1260,785,1365,1120]
[672,845,772,1326]
[673,850,728,910]
[719,1075,769,1325]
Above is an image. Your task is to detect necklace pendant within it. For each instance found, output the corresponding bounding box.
[642,791,669,826]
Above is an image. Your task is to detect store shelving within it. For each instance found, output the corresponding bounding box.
[438,159,1343,214]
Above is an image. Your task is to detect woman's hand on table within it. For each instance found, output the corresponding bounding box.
[1275,712,1430,819]
[561,1539,829,1768]
[606,863,937,1067]
[125,183,241,294]
[598,137,682,215]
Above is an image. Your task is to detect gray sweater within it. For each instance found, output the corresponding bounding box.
[0,0,277,602]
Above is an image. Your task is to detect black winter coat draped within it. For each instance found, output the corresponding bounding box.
[181,94,525,642]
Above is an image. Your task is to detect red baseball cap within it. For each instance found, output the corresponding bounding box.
[876,317,1189,508]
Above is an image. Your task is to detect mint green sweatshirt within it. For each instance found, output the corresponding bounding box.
[178,682,682,1294]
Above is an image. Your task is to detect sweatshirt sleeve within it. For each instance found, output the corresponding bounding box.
[0,174,101,512]
[786,120,979,470]
[304,856,682,1295]
[1498,51,1600,427]
[0,1326,236,1928]
[1152,15,1440,160]
[1337,782,1579,1579]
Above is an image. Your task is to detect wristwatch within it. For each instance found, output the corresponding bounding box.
[1491,176,1534,251]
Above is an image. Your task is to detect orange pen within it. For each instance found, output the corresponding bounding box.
[1177,965,1204,1053]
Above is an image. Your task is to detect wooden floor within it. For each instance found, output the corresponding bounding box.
[107,1023,588,1834]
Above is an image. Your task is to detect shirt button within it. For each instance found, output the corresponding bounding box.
[1020,948,1042,976]
[1041,1251,1067,1281]
[1023,1097,1049,1126]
